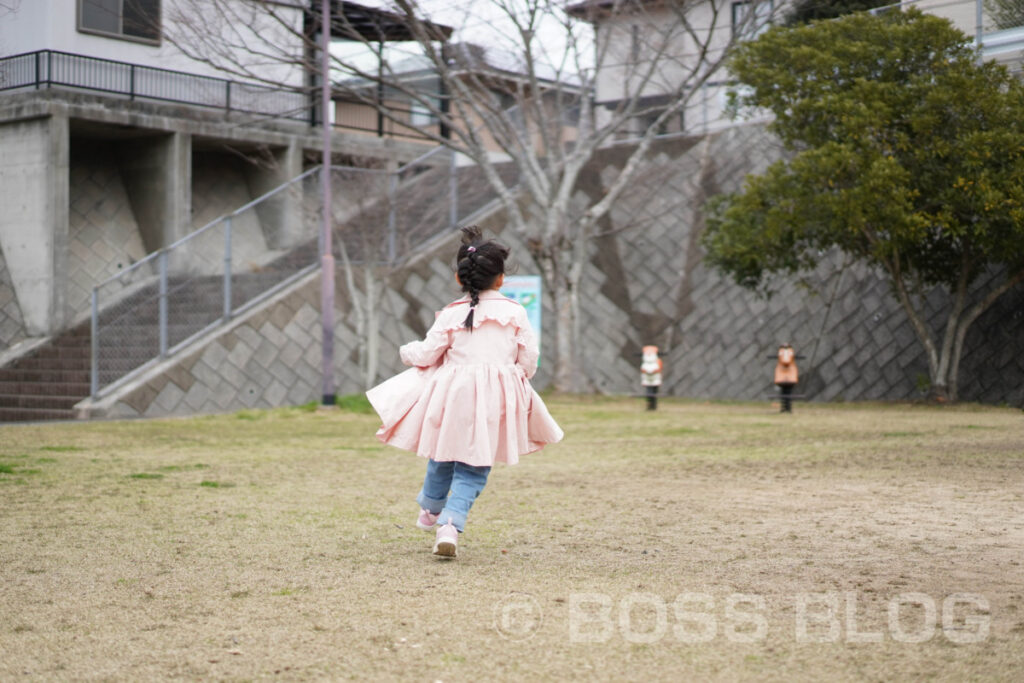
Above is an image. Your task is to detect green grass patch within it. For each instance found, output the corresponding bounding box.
[156,463,209,472]
[235,409,263,421]
[128,473,164,480]
[39,445,85,452]
[0,464,42,476]
[661,426,701,436]
[199,480,234,488]
[579,410,622,421]
[336,394,374,414]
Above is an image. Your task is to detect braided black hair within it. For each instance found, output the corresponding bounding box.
[455,225,510,331]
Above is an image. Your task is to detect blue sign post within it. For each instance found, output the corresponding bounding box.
[500,275,542,353]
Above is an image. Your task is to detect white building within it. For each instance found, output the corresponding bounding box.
[568,0,779,137]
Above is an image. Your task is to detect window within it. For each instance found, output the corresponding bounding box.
[79,0,161,44]
[410,102,434,127]
[732,0,773,39]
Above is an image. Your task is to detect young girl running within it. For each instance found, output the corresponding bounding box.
[366,226,563,558]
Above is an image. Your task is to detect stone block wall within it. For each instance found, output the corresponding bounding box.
[67,141,149,321]
[0,247,27,347]
[567,124,1024,405]
[99,276,325,418]
[87,122,1024,417]
[188,149,274,275]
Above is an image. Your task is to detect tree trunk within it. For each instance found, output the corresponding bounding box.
[363,265,380,389]
[901,269,1024,402]
[537,249,576,393]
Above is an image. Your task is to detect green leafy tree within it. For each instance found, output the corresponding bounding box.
[702,9,1024,401]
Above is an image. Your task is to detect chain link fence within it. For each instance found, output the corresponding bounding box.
[327,147,520,266]
[89,149,518,398]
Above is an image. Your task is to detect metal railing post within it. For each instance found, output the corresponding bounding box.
[449,151,458,228]
[129,64,135,101]
[387,171,397,263]
[34,51,41,89]
[159,250,168,357]
[223,217,233,321]
[702,83,708,134]
[90,288,99,397]
[976,0,984,48]
[225,80,231,113]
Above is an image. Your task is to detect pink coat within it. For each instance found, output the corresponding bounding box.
[366,290,563,466]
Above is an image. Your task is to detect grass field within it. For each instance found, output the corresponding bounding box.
[1,397,1022,681]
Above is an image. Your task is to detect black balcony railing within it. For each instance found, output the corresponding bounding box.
[0,49,312,123]
[0,49,440,140]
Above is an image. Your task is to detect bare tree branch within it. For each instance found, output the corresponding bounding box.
[165,0,781,391]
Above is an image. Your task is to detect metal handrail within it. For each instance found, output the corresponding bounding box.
[87,151,478,399]
[88,165,326,398]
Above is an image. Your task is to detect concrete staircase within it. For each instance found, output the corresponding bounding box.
[0,271,301,422]
[0,325,92,421]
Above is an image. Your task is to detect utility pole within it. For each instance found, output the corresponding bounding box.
[320,0,336,406]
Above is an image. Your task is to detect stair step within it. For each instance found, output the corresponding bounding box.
[13,357,92,371]
[30,346,93,360]
[0,381,91,396]
[0,393,82,410]
[0,407,77,422]
[0,369,91,383]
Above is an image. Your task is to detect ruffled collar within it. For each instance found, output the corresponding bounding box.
[437,289,524,330]
[449,289,509,306]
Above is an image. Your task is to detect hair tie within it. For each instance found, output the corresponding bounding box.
[467,246,476,253]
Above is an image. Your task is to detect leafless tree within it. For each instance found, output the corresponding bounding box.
[163,0,778,391]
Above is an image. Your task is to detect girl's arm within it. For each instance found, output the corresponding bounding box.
[399,317,452,368]
[514,318,540,379]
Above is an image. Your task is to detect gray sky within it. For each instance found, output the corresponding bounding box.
[330,1,593,76]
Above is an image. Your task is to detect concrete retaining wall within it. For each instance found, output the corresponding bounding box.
[78,123,1024,417]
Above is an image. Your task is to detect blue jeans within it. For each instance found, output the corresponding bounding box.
[416,460,491,532]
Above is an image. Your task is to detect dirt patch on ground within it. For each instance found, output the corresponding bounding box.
[1,399,1022,680]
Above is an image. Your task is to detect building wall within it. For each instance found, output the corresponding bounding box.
[589,0,782,135]
[0,0,305,87]
[0,115,67,336]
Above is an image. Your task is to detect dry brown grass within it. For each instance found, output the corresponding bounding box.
[1,397,1022,681]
